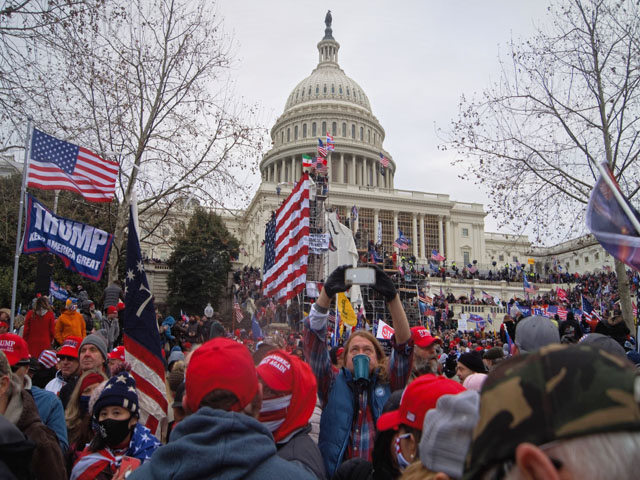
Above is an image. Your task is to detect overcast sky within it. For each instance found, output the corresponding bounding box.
[216,0,552,235]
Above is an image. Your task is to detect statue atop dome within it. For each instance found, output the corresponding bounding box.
[323,10,334,40]
[325,10,332,28]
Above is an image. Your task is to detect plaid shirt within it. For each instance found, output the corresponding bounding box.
[304,303,413,462]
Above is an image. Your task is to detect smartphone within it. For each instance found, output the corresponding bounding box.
[345,267,375,285]
[119,456,141,476]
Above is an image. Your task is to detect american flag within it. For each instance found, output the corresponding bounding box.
[581,296,599,322]
[234,301,244,323]
[326,132,335,151]
[557,307,568,321]
[482,291,493,301]
[379,152,389,168]
[123,203,167,438]
[27,128,118,203]
[315,157,328,174]
[263,174,310,303]
[431,249,445,262]
[317,138,328,157]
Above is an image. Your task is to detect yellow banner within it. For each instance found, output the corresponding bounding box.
[337,292,358,327]
[527,258,535,265]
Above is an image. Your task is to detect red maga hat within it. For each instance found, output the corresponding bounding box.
[411,326,442,348]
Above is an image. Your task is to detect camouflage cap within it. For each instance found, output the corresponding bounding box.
[463,344,640,479]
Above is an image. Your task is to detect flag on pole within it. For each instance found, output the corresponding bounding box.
[523,276,537,294]
[586,162,640,271]
[302,154,313,168]
[557,288,568,302]
[317,139,328,157]
[234,301,244,324]
[337,292,357,327]
[263,173,310,303]
[379,152,389,168]
[431,249,445,261]
[393,230,410,250]
[26,128,119,202]
[123,201,167,438]
[326,132,335,151]
[482,291,493,301]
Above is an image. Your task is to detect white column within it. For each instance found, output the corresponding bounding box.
[446,218,454,262]
[412,213,418,257]
[438,216,444,256]
[374,160,380,187]
[363,157,368,185]
[351,155,357,185]
[374,209,380,246]
[393,211,399,254]
[339,152,345,183]
[419,215,426,260]
[290,157,295,182]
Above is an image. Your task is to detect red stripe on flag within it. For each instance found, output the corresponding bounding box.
[130,370,169,411]
[125,334,165,380]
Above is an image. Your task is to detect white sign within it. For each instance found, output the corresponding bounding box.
[458,313,468,332]
[309,233,330,254]
[376,319,395,339]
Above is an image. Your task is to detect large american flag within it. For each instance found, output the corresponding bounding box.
[263,174,310,303]
[123,204,167,438]
[431,249,445,262]
[317,138,328,157]
[379,152,389,168]
[27,128,118,202]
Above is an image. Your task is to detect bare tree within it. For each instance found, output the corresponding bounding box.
[2,0,264,280]
[447,0,640,331]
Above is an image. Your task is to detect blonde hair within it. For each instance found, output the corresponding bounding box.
[342,330,389,383]
[65,369,108,438]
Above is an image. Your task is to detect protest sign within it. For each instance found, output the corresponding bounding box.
[23,194,113,281]
[376,319,395,339]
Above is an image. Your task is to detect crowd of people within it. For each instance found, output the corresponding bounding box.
[0,262,639,479]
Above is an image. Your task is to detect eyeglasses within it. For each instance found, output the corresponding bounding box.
[57,356,77,362]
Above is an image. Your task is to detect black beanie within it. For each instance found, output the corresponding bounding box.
[458,352,486,373]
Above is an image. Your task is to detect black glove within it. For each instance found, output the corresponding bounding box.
[371,265,397,302]
[323,265,351,298]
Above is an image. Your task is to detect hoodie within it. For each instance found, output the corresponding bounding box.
[128,407,316,480]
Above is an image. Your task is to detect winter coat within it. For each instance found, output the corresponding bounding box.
[101,317,119,351]
[23,310,56,358]
[128,407,316,480]
[29,381,69,453]
[277,425,326,479]
[3,380,66,480]
[54,310,86,345]
[0,415,36,479]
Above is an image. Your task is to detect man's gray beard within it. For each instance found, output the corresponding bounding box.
[413,357,437,376]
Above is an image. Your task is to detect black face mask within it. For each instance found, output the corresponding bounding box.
[98,417,132,447]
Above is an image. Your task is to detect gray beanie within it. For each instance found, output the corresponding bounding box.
[80,333,108,362]
[420,390,480,478]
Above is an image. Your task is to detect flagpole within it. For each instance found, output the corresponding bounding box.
[10,120,32,331]
[596,162,640,236]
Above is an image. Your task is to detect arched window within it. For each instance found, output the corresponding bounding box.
[303,124,307,138]
[339,85,343,94]
[352,124,356,138]
[287,128,290,142]
[368,129,371,143]
[323,84,327,94]
[342,122,347,137]
[312,122,317,137]
[347,87,350,96]
[294,125,298,140]
[309,86,312,96]
[360,127,364,140]
[332,122,337,136]
[322,121,327,136]
[316,85,319,94]
[281,132,284,144]
[331,84,335,93]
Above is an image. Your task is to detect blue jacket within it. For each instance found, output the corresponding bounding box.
[319,368,389,477]
[31,385,69,452]
[129,407,316,480]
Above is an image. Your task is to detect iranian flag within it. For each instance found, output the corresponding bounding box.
[302,154,313,168]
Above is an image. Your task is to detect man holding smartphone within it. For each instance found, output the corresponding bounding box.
[303,265,413,477]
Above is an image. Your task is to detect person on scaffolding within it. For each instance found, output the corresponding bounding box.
[303,265,413,477]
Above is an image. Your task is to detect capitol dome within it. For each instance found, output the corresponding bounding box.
[260,15,395,189]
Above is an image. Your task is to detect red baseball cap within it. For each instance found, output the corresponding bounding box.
[185,338,258,413]
[108,345,125,361]
[57,336,82,359]
[377,374,465,431]
[411,326,442,348]
[107,306,118,315]
[0,333,30,366]
[257,351,294,392]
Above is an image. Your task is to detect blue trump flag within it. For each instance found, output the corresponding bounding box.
[22,194,113,281]
[123,203,167,436]
[586,162,640,271]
